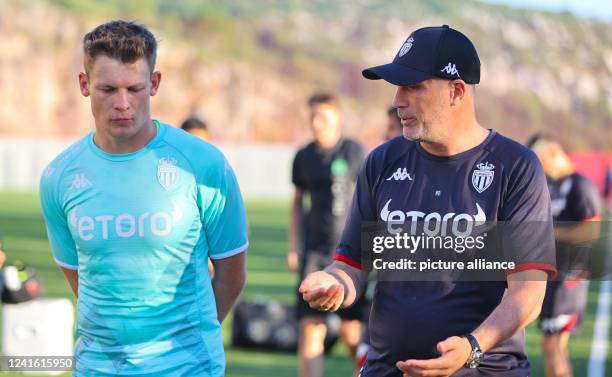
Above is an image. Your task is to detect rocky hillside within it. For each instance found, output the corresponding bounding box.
[0,0,610,149]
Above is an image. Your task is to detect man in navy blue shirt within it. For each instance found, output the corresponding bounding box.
[300,25,556,377]
[528,134,601,377]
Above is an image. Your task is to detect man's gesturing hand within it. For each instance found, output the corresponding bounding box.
[396,336,471,377]
[298,271,345,312]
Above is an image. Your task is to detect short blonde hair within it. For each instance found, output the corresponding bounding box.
[83,20,157,73]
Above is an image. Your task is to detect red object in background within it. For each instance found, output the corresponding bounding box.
[25,279,41,296]
[569,151,612,199]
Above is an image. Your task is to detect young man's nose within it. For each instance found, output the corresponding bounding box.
[113,90,131,111]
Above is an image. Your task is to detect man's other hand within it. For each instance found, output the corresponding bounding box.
[396,336,471,377]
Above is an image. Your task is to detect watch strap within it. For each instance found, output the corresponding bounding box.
[464,334,480,351]
[462,334,483,368]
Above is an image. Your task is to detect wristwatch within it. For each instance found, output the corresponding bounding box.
[462,334,484,368]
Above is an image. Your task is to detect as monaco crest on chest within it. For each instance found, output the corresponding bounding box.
[472,162,495,193]
[157,157,179,190]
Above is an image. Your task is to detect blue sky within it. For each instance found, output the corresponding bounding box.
[482,0,612,21]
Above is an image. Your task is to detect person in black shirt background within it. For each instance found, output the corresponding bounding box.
[529,134,602,377]
[288,93,365,377]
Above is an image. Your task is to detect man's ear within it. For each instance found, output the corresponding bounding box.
[78,72,90,97]
[150,71,162,96]
[449,80,467,106]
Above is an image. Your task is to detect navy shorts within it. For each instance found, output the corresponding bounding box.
[539,279,588,335]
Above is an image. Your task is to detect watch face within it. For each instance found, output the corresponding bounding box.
[467,350,484,368]
[477,350,484,358]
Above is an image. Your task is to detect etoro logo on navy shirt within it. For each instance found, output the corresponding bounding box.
[380,199,486,237]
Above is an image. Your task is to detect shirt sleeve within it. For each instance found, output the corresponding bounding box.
[199,156,249,260]
[39,167,78,270]
[500,153,557,278]
[570,175,602,221]
[292,149,306,189]
[334,153,377,270]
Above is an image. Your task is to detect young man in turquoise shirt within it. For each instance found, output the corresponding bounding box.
[39,20,248,376]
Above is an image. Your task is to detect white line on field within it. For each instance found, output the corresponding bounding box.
[588,217,612,377]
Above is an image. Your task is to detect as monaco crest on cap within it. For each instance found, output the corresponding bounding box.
[472,162,494,193]
[398,37,414,57]
[157,157,179,190]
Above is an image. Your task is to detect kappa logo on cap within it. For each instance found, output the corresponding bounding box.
[441,62,460,77]
[398,37,414,57]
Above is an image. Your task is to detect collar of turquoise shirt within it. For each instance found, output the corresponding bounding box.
[88,119,164,161]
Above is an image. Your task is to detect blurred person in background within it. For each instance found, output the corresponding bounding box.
[528,134,602,377]
[353,104,403,375]
[605,164,612,211]
[181,116,210,142]
[0,239,6,294]
[0,240,6,267]
[384,106,403,141]
[288,92,366,377]
[181,115,215,277]
[39,20,248,376]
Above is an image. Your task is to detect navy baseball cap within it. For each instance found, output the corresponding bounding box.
[363,25,480,86]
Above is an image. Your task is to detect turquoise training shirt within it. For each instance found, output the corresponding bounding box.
[39,120,249,376]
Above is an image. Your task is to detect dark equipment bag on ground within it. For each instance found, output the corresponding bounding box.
[1,263,43,304]
[231,297,339,353]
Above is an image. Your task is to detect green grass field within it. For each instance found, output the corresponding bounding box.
[0,191,609,376]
